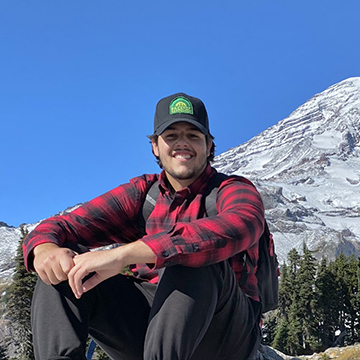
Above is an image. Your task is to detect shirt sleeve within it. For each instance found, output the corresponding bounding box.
[141,177,265,268]
[22,174,157,271]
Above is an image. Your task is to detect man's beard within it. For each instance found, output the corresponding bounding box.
[165,167,198,181]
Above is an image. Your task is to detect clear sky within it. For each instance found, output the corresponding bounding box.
[1,0,359,227]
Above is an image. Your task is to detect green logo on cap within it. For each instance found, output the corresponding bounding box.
[169,97,193,115]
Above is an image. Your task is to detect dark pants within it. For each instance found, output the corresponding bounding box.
[31,260,261,360]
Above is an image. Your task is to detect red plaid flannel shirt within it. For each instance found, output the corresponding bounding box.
[23,164,264,301]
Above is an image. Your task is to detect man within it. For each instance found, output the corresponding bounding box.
[23,93,265,360]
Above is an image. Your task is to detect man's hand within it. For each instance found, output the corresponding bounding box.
[68,241,156,299]
[33,243,77,285]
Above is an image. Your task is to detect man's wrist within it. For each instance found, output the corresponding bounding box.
[33,242,59,257]
[118,241,156,266]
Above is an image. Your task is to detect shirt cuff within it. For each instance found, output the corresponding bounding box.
[140,231,179,268]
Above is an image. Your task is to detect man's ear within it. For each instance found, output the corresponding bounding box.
[207,138,213,157]
[151,138,159,157]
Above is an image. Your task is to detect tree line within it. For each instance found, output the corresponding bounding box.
[263,243,360,356]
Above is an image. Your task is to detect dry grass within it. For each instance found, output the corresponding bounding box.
[326,345,360,360]
[302,344,360,360]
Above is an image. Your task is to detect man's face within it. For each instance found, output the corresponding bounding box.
[152,122,212,191]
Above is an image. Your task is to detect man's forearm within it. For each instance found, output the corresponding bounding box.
[117,240,157,266]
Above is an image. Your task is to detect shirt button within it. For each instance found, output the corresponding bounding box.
[193,244,200,252]
[162,251,169,257]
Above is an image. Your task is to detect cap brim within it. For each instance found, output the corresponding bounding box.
[155,118,209,135]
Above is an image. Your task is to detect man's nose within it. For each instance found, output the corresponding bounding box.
[175,134,189,146]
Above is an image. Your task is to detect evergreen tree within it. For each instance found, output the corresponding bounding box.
[271,318,291,354]
[286,302,303,356]
[272,248,303,355]
[277,262,292,319]
[6,227,37,360]
[343,254,358,343]
[332,253,352,346]
[356,255,360,343]
[297,243,320,353]
[287,248,301,295]
[261,312,277,346]
[314,257,339,349]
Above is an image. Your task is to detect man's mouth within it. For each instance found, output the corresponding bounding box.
[173,152,193,160]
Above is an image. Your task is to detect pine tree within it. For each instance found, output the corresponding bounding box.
[287,248,301,295]
[270,262,293,350]
[272,248,303,355]
[286,302,303,356]
[356,256,360,343]
[261,312,277,346]
[332,253,352,346]
[297,243,320,353]
[6,227,37,360]
[277,262,292,319]
[271,318,291,354]
[343,254,358,343]
[314,257,339,349]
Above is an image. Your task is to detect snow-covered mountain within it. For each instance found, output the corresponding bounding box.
[214,77,360,262]
[0,223,24,278]
[1,77,360,278]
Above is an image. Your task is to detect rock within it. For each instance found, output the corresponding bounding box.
[253,345,302,360]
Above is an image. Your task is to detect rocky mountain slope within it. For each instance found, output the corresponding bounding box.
[1,77,360,278]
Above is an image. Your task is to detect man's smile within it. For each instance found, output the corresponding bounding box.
[173,151,194,161]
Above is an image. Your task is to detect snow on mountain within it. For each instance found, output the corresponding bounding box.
[0,222,37,279]
[1,77,360,278]
[214,77,360,262]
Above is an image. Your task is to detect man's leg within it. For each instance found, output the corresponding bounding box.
[31,274,153,360]
[144,261,261,360]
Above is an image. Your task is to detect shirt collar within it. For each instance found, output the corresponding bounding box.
[158,164,215,196]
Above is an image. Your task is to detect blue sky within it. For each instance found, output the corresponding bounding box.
[1,0,359,227]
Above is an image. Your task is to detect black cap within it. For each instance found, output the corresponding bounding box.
[153,93,211,136]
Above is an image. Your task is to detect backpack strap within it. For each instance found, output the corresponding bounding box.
[138,180,160,237]
[204,173,228,217]
[143,180,160,221]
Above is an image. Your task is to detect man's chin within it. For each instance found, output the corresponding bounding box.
[168,170,196,181]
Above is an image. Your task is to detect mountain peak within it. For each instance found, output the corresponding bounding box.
[214,77,360,181]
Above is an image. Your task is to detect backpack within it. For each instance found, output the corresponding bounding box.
[141,172,279,313]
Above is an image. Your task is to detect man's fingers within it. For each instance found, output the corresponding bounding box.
[52,268,69,283]
[37,269,51,285]
[82,274,102,293]
[68,264,90,299]
[59,251,76,275]
[38,268,62,285]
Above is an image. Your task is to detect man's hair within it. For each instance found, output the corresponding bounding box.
[148,134,216,168]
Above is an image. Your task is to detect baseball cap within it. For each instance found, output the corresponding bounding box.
[153,93,211,136]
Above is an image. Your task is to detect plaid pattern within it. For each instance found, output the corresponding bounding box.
[23,165,264,301]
